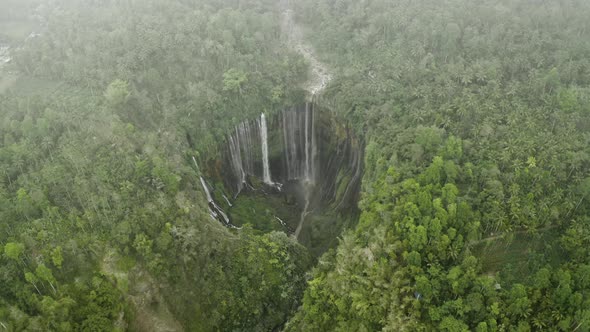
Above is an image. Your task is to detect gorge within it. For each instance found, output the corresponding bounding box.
[190,1,359,255]
[196,102,363,255]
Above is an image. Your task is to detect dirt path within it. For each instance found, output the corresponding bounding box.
[281,8,331,97]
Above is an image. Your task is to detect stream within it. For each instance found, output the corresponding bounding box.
[281,7,331,97]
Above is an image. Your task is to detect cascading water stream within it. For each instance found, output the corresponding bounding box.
[200,176,231,224]
[228,128,246,195]
[193,157,235,227]
[310,103,317,183]
[199,176,213,203]
[305,103,310,181]
[222,194,233,207]
[294,196,310,238]
[296,102,316,239]
[260,113,273,185]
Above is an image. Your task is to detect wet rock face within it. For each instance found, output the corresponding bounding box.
[217,102,362,211]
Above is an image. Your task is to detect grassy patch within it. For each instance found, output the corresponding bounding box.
[472,229,566,281]
[230,190,301,234]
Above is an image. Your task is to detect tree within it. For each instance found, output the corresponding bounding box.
[223,68,248,95]
[25,271,42,295]
[104,79,130,107]
[51,247,63,269]
[36,264,57,295]
[4,242,24,262]
[439,316,469,331]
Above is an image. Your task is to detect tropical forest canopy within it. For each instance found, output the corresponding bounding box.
[0,0,590,331]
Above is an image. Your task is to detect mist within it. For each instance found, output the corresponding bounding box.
[1,0,590,331]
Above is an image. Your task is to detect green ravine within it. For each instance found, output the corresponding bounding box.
[1,0,590,331]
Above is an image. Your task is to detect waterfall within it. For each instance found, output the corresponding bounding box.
[228,129,245,195]
[305,103,311,181]
[200,176,231,225]
[293,110,300,177]
[279,103,317,182]
[305,102,317,183]
[243,122,255,175]
[222,194,233,207]
[200,176,213,202]
[194,157,236,227]
[294,182,312,239]
[260,113,273,184]
[274,216,287,227]
[213,201,230,225]
[200,101,365,242]
[282,111,291,179]
[223,103,319,197]
[310,103,317,183]
[282,108,301,180]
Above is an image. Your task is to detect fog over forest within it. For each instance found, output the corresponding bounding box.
[1,0,590,331]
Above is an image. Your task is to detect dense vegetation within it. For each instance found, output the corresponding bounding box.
[286,0,590,330]
[1,0,311,330]
[1,0,590,331]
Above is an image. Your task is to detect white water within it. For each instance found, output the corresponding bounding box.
[305,103,311,181]
[214,202,230,225]
[228,130,245,195]
[280,2,330,239]
[222,194,233,207]
[274,216,287,227]
[281,8,331,97]
[229,104,317,190]
[200,176,231,225]
[241,122,255,175]
[311,103,317,183]
[260,113,273,184]
[279,104,316,183]
[305,103,316,183]
[194,157,234,226]
[294,185,311,239]
[199,177,213,202]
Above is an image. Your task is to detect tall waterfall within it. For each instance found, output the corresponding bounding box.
[223,103,318,197]
[199,176,213,203]
[227,120,260,196]
[238,122,256,176]
[282,103,316,182]
[228,129,245,195]
[260,113,272,184]
[304,102,314,182]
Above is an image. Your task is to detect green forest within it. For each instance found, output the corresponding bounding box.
[1,0,590,331]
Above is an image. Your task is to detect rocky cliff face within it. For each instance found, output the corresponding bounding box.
[200,102,363,255]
